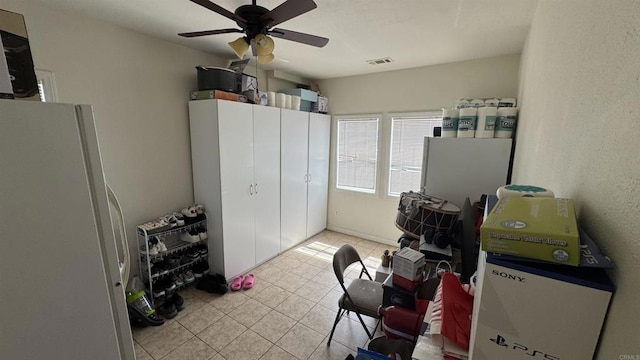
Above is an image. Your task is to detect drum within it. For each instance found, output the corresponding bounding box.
[395,191,461,239]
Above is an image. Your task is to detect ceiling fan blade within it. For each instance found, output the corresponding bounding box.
[270,28,329,47]
[178,28,244,37]
[260,0,317,28]
[189,0,247,27]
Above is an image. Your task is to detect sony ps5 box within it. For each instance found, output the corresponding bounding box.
[469,249,614,360]
[480,197,580,266]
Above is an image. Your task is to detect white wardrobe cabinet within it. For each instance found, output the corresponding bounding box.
[190,100,281,279]
[281,110,331,251]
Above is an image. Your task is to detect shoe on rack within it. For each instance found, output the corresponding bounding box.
[152,279,165,298]
[189,229,201,242]
[197,227,208,240]
[186,249,200,261]
[164,278,177,293]
[180,229,200,243]
[164,214,178,228]
[167,256,181,269]
[154,236,168,253]
[183,270,195,284]
[153,260,170,276]
[168,274,181,290]
[140,244,159,256]
[193,262,210,279]
[181,206,198,218]
[174,273,185,287]
[168,293,185,312]
[173,212,185,226]
[197,245,208,258]
[157,301,177,319]
[194,262,210,279]
[195,204,205,215]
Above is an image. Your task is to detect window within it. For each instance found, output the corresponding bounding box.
[336,116,379,193]
[388,112,442,196]
[35,69,58,102]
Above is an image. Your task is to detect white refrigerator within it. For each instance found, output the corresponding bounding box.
[420,137,513,209]
[0,99,135,359]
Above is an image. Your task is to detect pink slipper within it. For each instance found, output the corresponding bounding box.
[242,274,255,289]
[230,275,244,291]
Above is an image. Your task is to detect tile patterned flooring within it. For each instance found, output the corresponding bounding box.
[132,230,396,360]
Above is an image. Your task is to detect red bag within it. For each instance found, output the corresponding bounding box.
[439,272,474,350]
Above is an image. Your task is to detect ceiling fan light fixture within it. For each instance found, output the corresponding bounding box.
[257,53,275,64]
[254,34,275,56]
[228,37,250,58]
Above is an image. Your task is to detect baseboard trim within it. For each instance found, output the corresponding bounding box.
[326,225,397,246]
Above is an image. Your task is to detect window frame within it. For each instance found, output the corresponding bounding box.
[387,111,443,197]
[334,114,382,195]
[35,69,59,102]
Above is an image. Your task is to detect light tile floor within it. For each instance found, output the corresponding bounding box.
[132,230,396,360]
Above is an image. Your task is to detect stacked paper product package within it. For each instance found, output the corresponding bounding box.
[441,97,518,139]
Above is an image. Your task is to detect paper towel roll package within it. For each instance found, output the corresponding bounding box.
[285,94,292,109]
[275,93,286,108]
[484,98,500,107]
[455,98,470,109]
[291,95,301,111]
[267,91,276,107]
[470,99,485,108]
[498,98,517,108]
[441,108,459,138]
[458,108,477,138]
[495,107,518,138]
[475,106,497,138]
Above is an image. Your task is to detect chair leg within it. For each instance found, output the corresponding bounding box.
[327,308,344,346]
[355,312,374,339]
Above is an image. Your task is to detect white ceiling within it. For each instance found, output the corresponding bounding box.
[36,0,539,80]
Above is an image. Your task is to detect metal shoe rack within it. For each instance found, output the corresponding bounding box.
[136,214,208,305]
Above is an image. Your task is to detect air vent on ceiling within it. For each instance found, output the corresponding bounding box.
[366,57,394,65]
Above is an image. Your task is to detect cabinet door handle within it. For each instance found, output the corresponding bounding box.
[255,183,259,194]
[304,174,308,183]
[250,184,254,195]
[308,173,312,183]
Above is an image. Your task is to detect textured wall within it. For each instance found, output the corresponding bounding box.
[514,0,640,357]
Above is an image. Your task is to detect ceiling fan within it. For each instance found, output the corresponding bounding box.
[179,0,329,64]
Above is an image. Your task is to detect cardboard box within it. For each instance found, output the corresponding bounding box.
[392,273,423,291]
[392,247,425,281]
[190,90,247,102]
[480,197,580,266]
[375,264,391,283]
[0,9,38,101]
[469,250,613,360]
[280,88,318,102]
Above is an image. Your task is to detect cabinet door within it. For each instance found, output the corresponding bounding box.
[217,101,256,278]
[306,113,331,238]
[280,109,310,251]
[253,105,281,264]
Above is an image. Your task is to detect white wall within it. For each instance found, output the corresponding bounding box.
[0,0,225,277]
[514,1,640,357]
[318,55,520,244]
